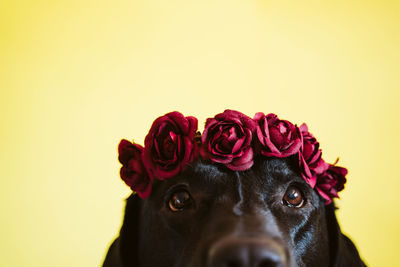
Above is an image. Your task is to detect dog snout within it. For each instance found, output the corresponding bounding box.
[207,236,289,267]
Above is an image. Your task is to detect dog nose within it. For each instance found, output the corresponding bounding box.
[207,236,288,267]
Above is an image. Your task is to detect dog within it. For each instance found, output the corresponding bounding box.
[103,156,365,267]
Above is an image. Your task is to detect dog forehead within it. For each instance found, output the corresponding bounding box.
[152,157,302,195]
[191,161,230,185]
[254,158,299,182]
[187,157,299,186]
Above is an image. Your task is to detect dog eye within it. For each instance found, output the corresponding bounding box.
[168,190,192,212]
[282,186,304,208]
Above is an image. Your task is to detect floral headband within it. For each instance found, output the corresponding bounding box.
[118,110,347,204]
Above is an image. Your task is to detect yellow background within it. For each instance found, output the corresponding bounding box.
[1,0,399,266]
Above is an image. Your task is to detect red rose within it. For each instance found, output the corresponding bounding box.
[299,123,329,188]
[316,165,347,204]
[142,111,198,180]
[254,113,302,158]
[201,110,256,171]
[118,139,152,198]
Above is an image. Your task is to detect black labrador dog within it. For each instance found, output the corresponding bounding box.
[103,157,365,267]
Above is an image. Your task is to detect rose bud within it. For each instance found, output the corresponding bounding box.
[316,164,347,204]
[201,109,256,171]
[142,111,198,180]
[254,112,302,158]
[118,139,152,198]
[299,123,329,188]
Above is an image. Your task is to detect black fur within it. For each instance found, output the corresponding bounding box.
[103,157,365,267]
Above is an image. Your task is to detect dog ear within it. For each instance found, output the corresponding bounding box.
[103,194,141,267]
[325,203,366,267]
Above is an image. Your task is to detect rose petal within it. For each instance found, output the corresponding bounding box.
[232,136,245,153]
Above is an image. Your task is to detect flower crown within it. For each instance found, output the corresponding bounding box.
[118,110,347,204]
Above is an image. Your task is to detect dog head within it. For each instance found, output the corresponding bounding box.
[104,157,364,267]
[103,110,365,267]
